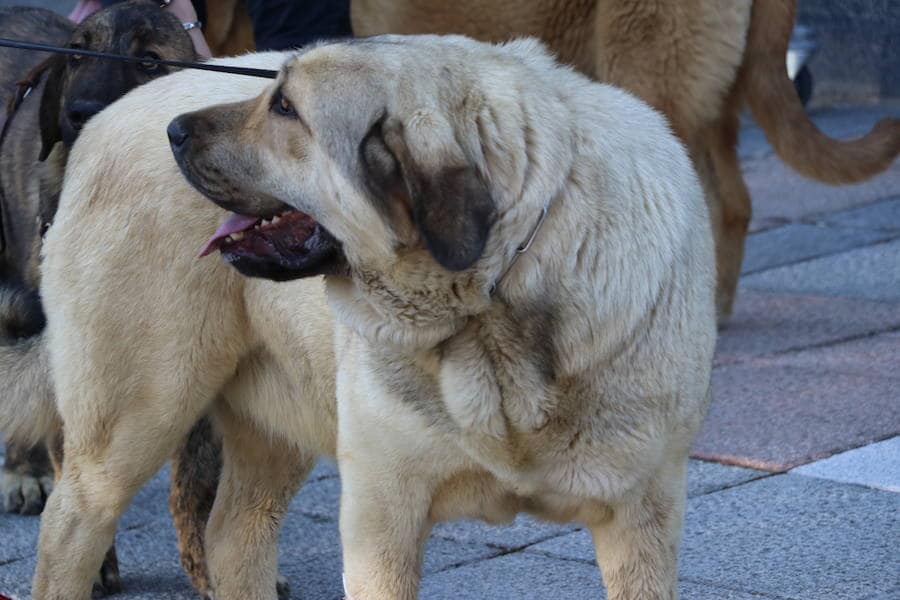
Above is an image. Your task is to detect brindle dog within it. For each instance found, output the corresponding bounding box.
[0,2,225,596]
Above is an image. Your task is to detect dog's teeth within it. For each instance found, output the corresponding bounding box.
[224,235,234,244]
[231,231,244,241]
[271,215,282,225]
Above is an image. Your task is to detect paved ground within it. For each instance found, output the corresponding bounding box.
[0,1,898,593]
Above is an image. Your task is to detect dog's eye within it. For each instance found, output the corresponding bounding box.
[273,93,298,118]
[139,52,161,72]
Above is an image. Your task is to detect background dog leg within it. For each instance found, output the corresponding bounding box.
[205,402,310,600]
[589,458,688,600]
[1,440,53,514]
[706,105,753,323]
[170,415,222,599]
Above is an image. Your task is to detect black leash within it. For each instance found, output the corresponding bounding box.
[0,38,279,79]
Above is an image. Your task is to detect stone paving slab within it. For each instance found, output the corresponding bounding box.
[751,330,900,380]
[530,474,900,600]
[741,222,894,275]
[741,238,900,302]
[693,361,900,470]
[0,459,771,598]
[715,290,900,366]
[792,436,900,493]
[818,195,900,231]
[683,460,768,498]
[418,551,780,600]
[745,158,900,232]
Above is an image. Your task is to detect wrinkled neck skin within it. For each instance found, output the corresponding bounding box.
[324,255,493,352]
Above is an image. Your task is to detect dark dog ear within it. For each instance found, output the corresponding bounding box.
[37,56,66,162]
[379,113,495,271]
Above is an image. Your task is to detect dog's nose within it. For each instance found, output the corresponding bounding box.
[167,117,190,151]
[66,100,106,130]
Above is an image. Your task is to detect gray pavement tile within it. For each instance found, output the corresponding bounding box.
[686,459,768,497]
[531,475,900,600]
[861,590,900,600]
[0,554,35,600]
[291,474,339,521]
[694,363,900,470]
[432,514,576,551]
[741,223,894,274]
[680,475,900,600]
[818,196,900,232]
[0,511,39,564]
[792,436,900,493]
[752,330,900,381]
[421,550,779,600]
[741,238,900,302]
[111,517,197,599]
[119,467,171,531]
[715,290,900,366]
[745,156,900,232]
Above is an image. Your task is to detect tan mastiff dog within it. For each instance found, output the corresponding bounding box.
[351,0,900,320]
[23,52,337,600]
[170,35,715,599]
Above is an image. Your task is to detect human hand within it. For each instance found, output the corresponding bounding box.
[160,0,212,58]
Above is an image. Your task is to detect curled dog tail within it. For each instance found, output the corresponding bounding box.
[741,0,900,184]
[0,283,59,446]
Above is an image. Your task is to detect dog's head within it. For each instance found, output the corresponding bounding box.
[171,36,570,340]
[37,0,195,161]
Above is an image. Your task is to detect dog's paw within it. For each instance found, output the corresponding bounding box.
[1,469,53,515]
[276,574,291,600]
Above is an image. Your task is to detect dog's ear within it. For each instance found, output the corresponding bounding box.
[37,55,66,162]
[372,111,495,271]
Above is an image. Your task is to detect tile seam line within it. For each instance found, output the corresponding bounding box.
[740,231,900,277]
[741,234,900,279]
[713,322,900,369]
[429,528,582,574]
[517,549,800,600]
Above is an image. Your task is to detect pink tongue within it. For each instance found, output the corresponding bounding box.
[199,213,261,257]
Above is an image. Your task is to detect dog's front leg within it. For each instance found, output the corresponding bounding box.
[589,456,688,600]
[335,353,433,600]
[338,455,432,600]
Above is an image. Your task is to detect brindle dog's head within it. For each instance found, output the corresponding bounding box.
[37,0,195,161]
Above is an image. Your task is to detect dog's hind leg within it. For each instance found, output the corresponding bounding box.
[31,381,219,600]
[204,400,311,600]
[706,100,752,323]
[589,457,688,600]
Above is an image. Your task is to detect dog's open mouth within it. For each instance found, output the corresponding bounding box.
[200,209,345,281]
